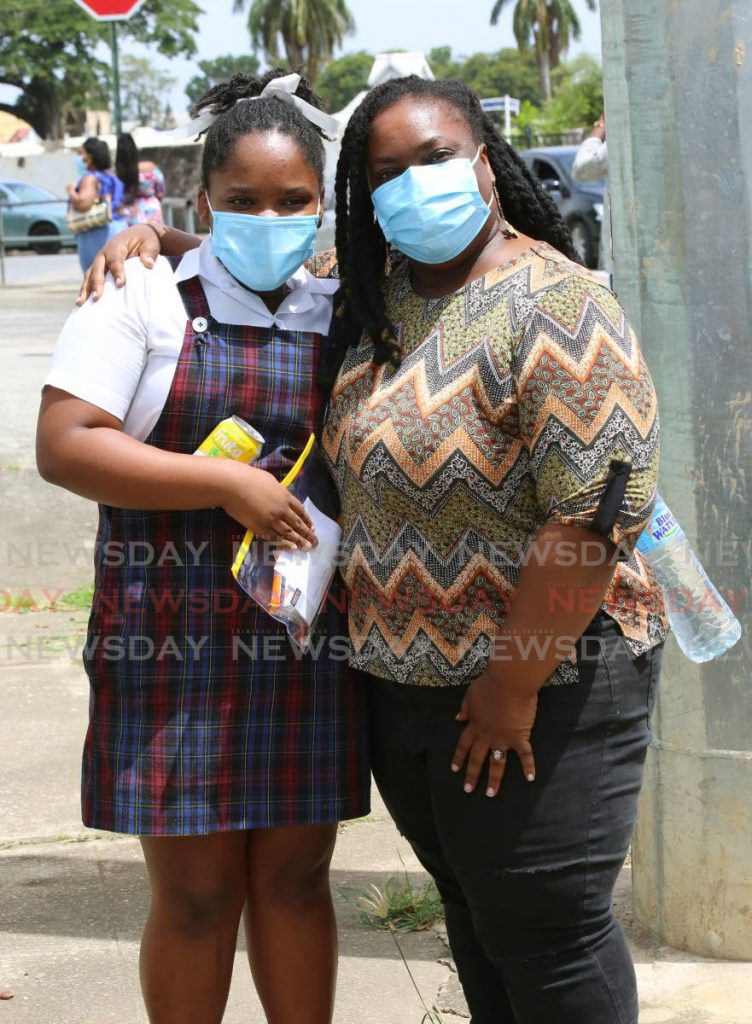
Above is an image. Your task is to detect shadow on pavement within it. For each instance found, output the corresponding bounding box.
[0,843,444,961]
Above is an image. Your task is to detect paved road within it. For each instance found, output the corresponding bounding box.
[0,251,81,288]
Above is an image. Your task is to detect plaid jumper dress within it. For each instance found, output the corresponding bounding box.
[82,273,370,835]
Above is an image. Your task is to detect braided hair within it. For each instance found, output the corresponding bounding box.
[193,67,331,190]
[333,75,581,373]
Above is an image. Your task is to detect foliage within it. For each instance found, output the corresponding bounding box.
[533,54,603,132]
[61,585,95,610]
[342,875,444,933]
[234,0,355,84]
[185,54,261,110]
[490,0,597,100]
[315,50,372,112]
[445,47,543,106]
[425,46,462,81]
[314,44,600,139]
[339,868,447,1024]
[121,55,177,128]
[0,0,201,139]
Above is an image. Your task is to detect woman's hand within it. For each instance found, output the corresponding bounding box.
[76,224,162,305]
[451,672,538,796]
[66,182,77,198]
[221,463,318,552]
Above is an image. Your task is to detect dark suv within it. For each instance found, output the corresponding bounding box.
[519,146,605,268]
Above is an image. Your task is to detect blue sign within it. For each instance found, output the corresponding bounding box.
[481,96,521,115]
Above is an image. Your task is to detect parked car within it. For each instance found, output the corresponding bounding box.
[519,146,605,268]
[0,180,75,254]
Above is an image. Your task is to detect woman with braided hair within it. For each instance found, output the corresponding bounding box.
[81,73,666,1023]
[322,75,666,1024]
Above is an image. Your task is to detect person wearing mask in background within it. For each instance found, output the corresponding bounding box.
[116,132,167,226]
[572,112,611,278]
[67,137,127,272]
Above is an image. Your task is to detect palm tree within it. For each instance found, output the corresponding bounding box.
[548,0,597,69]
[234,0,355,85]
[490,0,597,101]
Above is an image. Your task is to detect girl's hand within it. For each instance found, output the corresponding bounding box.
[76,224,162,305]
[66,182,77,197]
[221,464,317,552]
[451,672,538,796]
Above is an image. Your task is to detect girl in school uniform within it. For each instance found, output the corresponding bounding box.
[37,71,369,1024]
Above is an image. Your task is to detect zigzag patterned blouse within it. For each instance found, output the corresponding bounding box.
[322,242,668,686]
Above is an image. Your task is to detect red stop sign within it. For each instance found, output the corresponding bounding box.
[74,0,147,20]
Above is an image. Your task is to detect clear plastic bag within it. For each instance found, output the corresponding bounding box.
[231,434,342,653]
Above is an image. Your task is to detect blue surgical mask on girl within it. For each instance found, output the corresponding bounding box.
[207,198,320,292]
[371,147,493,264]
[75,155,89,177]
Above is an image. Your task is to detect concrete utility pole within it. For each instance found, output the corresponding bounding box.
[600,1,752,958]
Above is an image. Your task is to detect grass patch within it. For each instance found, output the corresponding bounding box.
[340,864,447,1023]
[1,463,21,470]
[341,871,444,933]
[61,584,94,609]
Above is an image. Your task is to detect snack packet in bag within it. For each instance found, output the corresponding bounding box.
[231,434,342,653]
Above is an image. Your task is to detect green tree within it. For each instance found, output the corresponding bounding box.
[121,55,177,127]
[426,46,463,81]
[490,0,597,101]
[185,54,261,109]
[0,0,201,139]
[538,53,603,131]
[548,0,597,68]
[315,50,372,111]
[234,0,355,84]
[459,49,543,105]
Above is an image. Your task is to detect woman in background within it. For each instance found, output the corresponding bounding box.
[116,132,166,225]
[67,136,127,272]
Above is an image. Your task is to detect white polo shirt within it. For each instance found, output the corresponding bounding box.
[44,237,340,441]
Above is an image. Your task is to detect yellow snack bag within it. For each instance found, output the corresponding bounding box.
[231,434,342,653]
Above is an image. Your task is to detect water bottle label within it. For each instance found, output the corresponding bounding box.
[636,495,680,554]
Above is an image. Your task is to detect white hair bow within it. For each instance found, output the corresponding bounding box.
[160,73,341,141]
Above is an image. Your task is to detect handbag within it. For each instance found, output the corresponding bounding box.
[66,193,112,234]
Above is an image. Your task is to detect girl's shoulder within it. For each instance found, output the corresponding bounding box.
[305,247,339,280]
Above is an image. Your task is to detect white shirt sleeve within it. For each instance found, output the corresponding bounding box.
[572,137,609,183]
[44,263,153,422]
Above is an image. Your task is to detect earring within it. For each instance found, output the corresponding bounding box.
[493,184,519,239]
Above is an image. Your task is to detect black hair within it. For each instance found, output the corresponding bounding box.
[115,132,140,198]
[332,76,582,372]
[82,137,111,172]
[193,67,329,191]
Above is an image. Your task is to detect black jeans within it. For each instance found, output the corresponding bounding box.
[366,612,663,1024]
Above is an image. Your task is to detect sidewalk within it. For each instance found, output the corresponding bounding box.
[0,253,81,288]
[1,274,750,1023]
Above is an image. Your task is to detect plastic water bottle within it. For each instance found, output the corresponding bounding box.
[636,494,742,662]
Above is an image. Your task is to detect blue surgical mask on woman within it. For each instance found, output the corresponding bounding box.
[207,198,320,292]
[371,147,493,264]
[75,155,89,178]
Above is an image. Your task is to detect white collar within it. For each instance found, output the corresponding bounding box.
[173,236,339,322]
